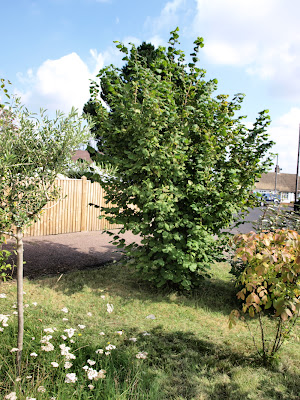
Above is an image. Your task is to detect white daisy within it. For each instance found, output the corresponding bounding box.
[65,373,77,383]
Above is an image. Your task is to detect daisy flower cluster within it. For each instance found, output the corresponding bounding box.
[1,291,151,399]
[82,364,106,381]
[0,313,10,332]
[40,334,55,352]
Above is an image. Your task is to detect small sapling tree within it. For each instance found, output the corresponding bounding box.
[85,28,275,290]
[229,230,300,365]
[0,79,91,372]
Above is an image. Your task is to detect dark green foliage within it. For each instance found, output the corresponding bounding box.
[85,28,274,290]
[83,41,163,142]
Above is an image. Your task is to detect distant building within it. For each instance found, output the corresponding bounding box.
[255,172,300,203]
[71,149,92,163]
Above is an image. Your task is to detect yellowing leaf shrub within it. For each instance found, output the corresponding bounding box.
[229,229,300,365]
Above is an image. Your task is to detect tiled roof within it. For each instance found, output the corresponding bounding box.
[71,149,92,163]
[255,172,300,192]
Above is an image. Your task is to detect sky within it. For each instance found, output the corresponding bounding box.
[1,0,300,174]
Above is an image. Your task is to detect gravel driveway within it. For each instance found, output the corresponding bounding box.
[4,230,140,279]
[3,207,268,279]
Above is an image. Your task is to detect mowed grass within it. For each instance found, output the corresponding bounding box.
[0,262,299,399]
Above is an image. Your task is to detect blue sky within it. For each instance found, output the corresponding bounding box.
[1,0,299,174]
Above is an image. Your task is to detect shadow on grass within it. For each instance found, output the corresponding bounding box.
[4,228,237,315]
[108,326,300,400]
[1,319,298,399]
[258,372,300,400]
[1,317,299,400]
[27,263,300,399]
[191,276,237,314]
[31,260,238,316]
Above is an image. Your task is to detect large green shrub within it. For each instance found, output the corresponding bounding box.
[85,28,274,290]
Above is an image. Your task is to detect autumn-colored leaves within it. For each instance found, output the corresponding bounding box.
[232,229,300,320]
[229,229,300,364]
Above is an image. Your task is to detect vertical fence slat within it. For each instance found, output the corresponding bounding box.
[68,180,73,233]
[80,177,87,232]
[71,180,75,233]
[67,180,71,233]
[62,180,67,234]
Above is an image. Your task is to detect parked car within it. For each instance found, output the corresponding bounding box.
[259,193,281,206]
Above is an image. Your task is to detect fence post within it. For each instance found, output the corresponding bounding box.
[80,176,88,232]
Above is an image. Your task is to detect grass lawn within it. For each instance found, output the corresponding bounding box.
[0,262,299,399]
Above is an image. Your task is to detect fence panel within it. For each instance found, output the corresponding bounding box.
[23,177,121,237]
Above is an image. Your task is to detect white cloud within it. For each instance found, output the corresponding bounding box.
[203,41,257,66]
[17,53,91,114]
[164,0,184,14]
[89,45,123,75]
[89,49,105,75]
[14,28,146,115]
[15,45,124,114]
[195,0,273,24]
[268,107,300,174]
[191,0,300,100]
[37,54,89,105]
[146,35,165,48]
[145,0,187,32]
[122,36,142,47]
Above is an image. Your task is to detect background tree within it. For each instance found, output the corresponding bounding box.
[85,28,275,290]
[83,41,161,143]
[0,80,92,372]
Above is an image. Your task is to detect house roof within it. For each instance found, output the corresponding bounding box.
[71,149,92,163]
[255,172,300,192]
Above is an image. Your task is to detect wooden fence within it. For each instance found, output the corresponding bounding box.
[23,177,120,237]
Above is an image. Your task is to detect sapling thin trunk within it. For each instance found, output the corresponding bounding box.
[16,227,24,374]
